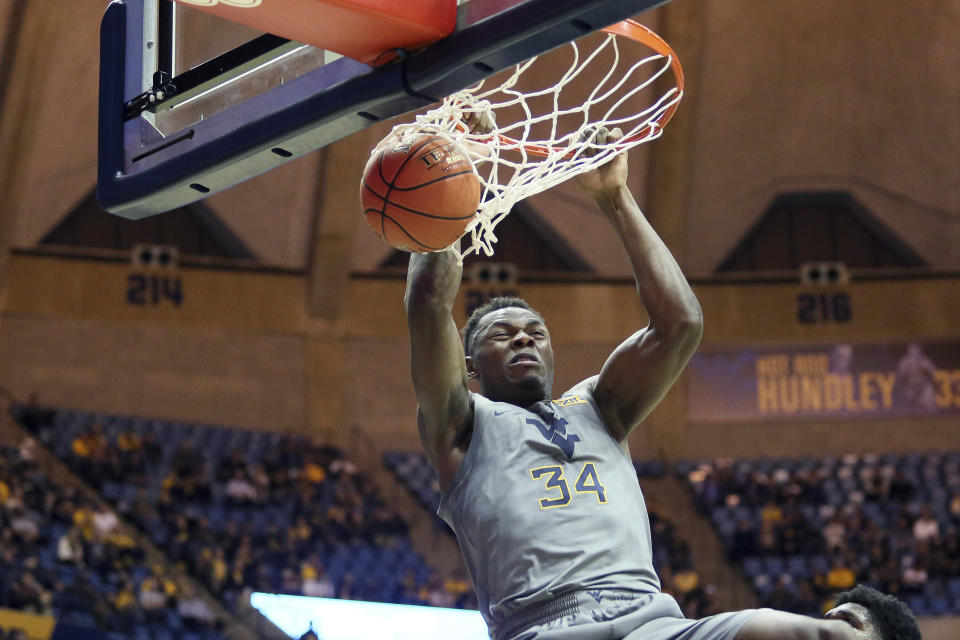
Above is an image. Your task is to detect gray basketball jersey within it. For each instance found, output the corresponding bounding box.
[437,379,661,637]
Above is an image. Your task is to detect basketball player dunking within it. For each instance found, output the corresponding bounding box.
[403,125,921,640]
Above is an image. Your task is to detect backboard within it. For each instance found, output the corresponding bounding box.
[98,0,671,219]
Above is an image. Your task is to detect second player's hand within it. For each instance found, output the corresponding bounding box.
[576,127,628,197]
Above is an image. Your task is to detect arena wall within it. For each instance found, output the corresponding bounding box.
[3,253,958,462]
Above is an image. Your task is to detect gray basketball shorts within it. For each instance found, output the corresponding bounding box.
[498,590,762,640]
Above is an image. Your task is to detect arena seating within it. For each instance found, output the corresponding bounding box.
[11,404,450,618]
[0,430,223,640]
[679,452,960,616]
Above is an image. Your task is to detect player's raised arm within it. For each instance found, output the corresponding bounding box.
[578,128,703,443]
[404,251,473,486]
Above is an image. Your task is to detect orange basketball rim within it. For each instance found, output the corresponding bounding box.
[494,19,684,158]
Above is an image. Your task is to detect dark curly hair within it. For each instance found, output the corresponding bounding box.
[835,585,921,640]
[461,296,544,356]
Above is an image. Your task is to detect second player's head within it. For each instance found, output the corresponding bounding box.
[825,585,921,640]
[462,297,554,406]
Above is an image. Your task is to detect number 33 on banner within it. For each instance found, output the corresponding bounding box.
[176,0,262,8]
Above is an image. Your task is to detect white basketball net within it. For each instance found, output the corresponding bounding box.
[373,27,682,262]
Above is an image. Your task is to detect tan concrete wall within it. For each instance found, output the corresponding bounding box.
[687,0,960,273]
[0,312,309,432]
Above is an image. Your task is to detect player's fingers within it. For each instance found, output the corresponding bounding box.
[480,110,496,133]
[579,126,612,155]
[579,127,596,154]
[465,108,495,135]
[463,111,479,131]
[607,127,624,144]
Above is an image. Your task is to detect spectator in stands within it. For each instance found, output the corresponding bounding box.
[139,571,172,621]
[912,503,939,543]
[887,470,915,502]
[178,581,218,629]
[823,513,846,554]
[111,575,140,631]
[792,579,820,616]
[393,568,425,606]
[56,525,85,565]
[17,437,36,465]
[167,442,212,503]
[756,520,778,556]
[91,503,120,540]
[281,567,301,594]
[669,561,705,618]
[900,557,928,595]
[338,572,359,600]
[9,570,52,614]
[866,558,903,599]
[765,575,795,612]
[445,568,473,609]
[116,428,142,454]
[426,571,455,608]
[200,546,229,594]
[329,455,358,479]
[936,527,960,577]
[825,555,857,592]
[69,423,107,487]
[301,556,334,598]
[730,519,756,559]
[9,506,41,550]
[13,393,55,434]
[225,469,259,505]
[141,432,163,467]
[217,447,247,483]
[302,454,327,485]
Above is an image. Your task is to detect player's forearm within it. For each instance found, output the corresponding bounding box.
[594,186,702,336]
[405,251,462,317]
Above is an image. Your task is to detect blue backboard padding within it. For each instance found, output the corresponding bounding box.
[98,0,671,219]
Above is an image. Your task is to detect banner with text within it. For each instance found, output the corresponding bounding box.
[688,341,960,422]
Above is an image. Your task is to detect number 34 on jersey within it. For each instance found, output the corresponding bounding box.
[530,462,607,509]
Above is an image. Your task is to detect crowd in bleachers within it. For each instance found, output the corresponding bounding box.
[683,452,960,617]
[13,402,463,621]
[9,398,957,638]
[0,425,221,639]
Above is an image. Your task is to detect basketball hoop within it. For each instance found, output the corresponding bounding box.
[373,19,684,261]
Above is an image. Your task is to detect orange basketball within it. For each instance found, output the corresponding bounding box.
[360,132,481,252]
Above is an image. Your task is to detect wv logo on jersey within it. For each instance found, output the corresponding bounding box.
[527,415,580,460]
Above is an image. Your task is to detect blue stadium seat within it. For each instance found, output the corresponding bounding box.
[906,595,929,616]
[742,557,762,578]
[928,595,950,616]
[947,577,960,597]
[786,556,809,579]
[763,556,785,577]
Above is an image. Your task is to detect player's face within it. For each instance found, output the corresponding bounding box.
[823,603,883,640]
[467,307,554,406]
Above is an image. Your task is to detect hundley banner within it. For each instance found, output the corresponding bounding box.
[687,341,960,422]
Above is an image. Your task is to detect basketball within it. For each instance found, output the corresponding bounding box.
[360,132,481,252]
